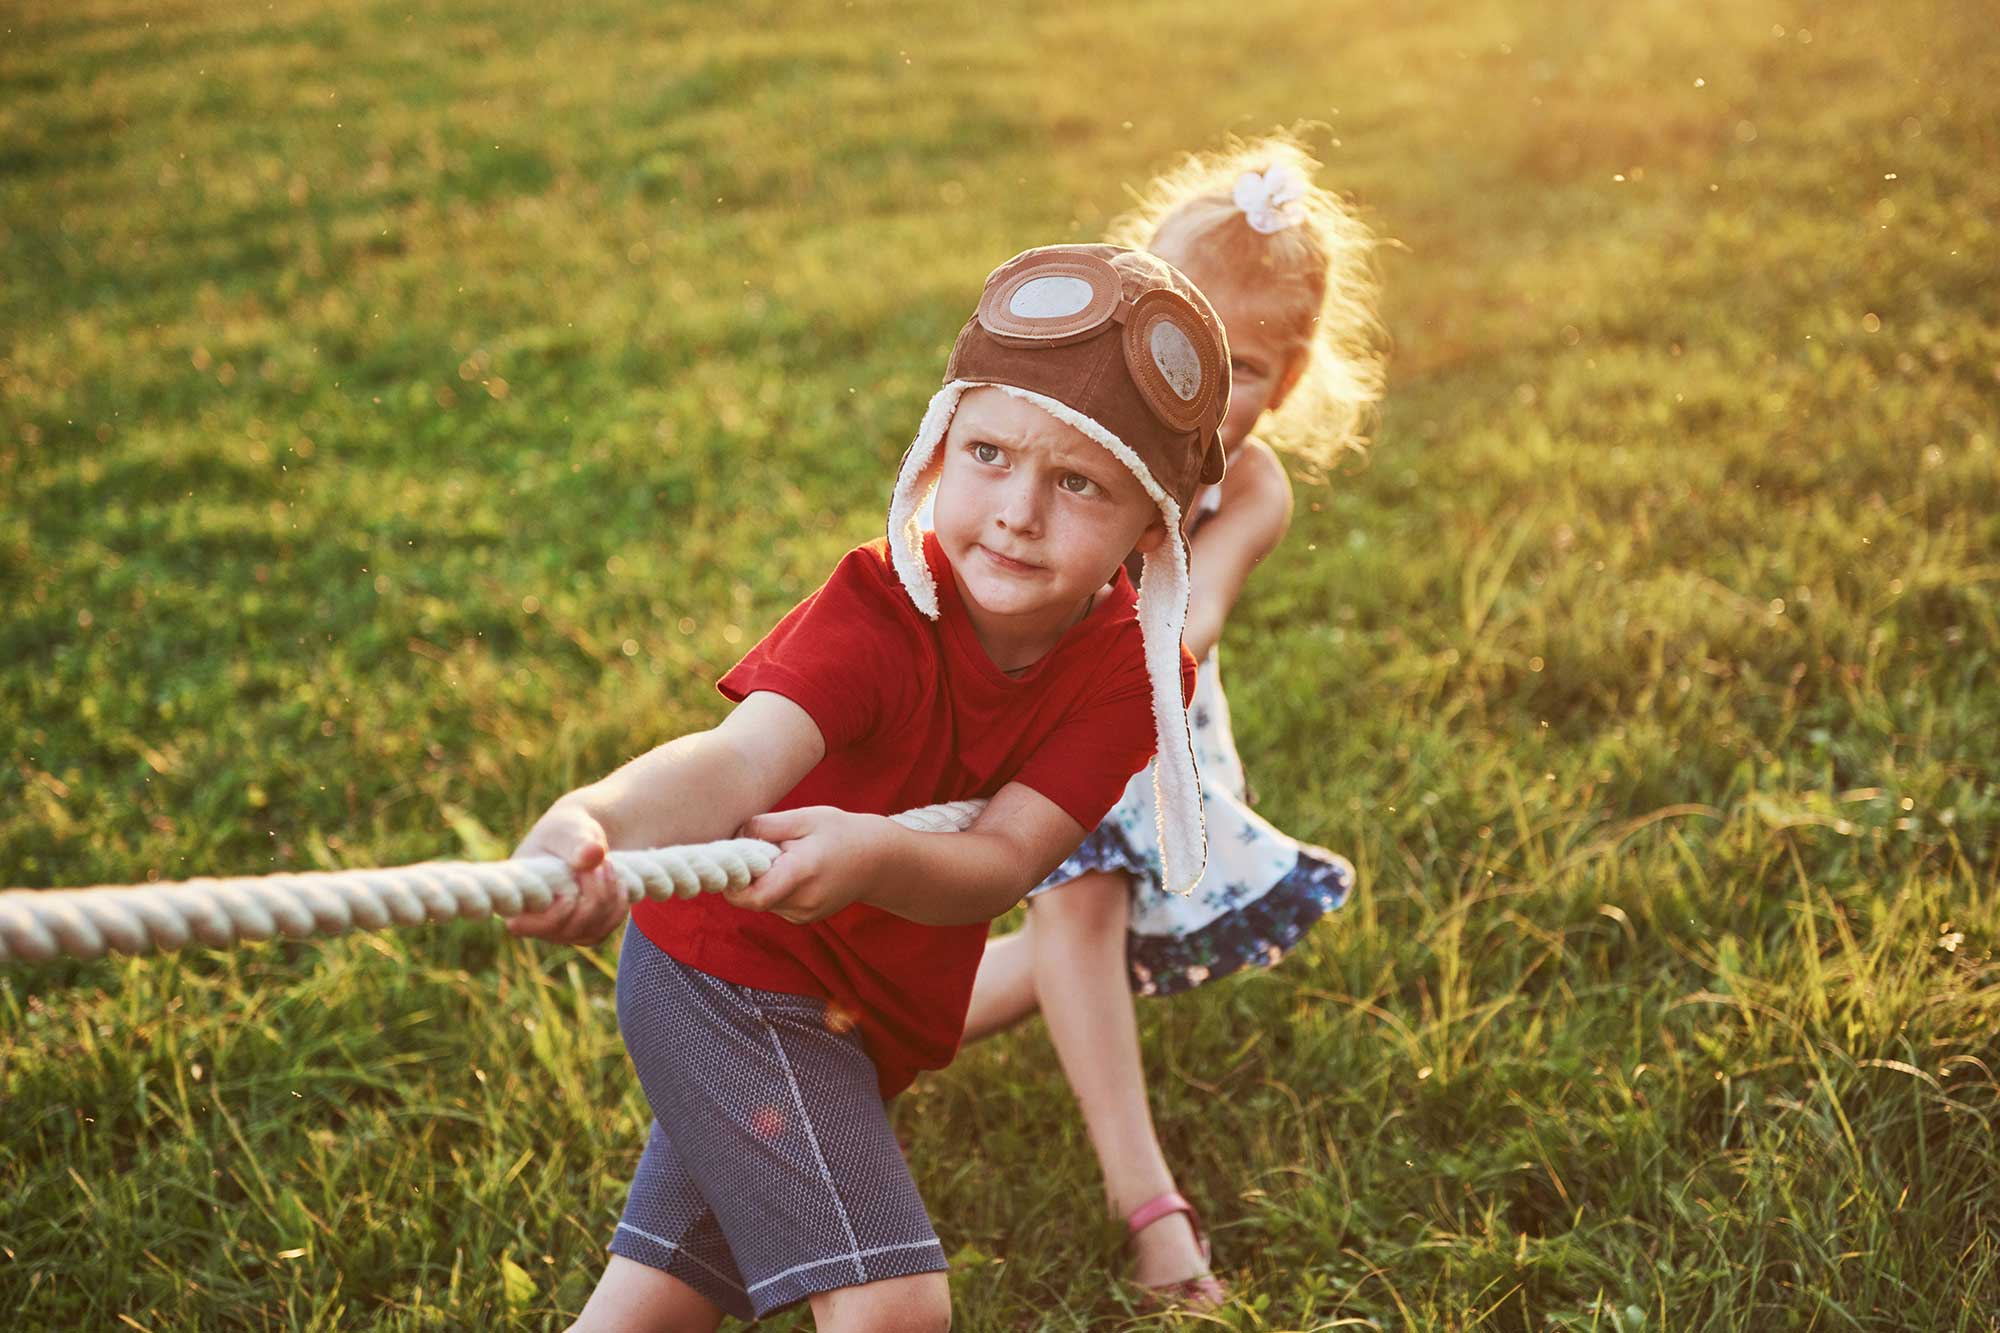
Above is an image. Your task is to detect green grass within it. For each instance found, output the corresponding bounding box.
[4,0,1998,1327]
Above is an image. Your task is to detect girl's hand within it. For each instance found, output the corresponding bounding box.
[726,807,891,925]
[506,803,628,945]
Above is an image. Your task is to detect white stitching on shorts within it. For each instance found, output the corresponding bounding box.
[759,1012,869,1284]
[747,1239,946,1295]
[615,1221,748,1294]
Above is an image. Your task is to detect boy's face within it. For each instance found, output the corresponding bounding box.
[931,387,1166,632]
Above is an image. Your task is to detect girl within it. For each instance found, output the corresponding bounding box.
[962,131,1385,1307]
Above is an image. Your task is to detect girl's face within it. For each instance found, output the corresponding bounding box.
[1185,275,1305,453]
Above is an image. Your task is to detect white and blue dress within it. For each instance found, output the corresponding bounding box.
[1028,488,1353,996]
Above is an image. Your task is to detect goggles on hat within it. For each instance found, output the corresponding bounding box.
[974,249,1227,447]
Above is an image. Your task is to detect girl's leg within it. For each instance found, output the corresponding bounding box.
[962,917,1040,1043]
[568,1255,725,1333]
[809,1270,953,1333]
[1028,870,1209,1289]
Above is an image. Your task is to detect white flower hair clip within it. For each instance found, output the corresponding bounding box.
[1232,163,1308,235]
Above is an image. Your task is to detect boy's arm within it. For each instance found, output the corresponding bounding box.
[507,691,826,942]
[1182,440,1293,662]
[871,782,1086,924]
[731,782,1085,927]
[578,690,826,848]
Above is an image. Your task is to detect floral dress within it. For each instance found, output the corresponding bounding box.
[1029,488,1353,996]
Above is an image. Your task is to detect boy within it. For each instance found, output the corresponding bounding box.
[511,244,1230,1331]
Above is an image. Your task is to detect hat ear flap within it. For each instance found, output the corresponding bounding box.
[1137,526,1208,897]
[887,382,970,619]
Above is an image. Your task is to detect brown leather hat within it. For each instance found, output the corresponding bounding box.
[943,244,1230,514]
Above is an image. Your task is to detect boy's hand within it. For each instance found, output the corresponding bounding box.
[727,807,891,925]
[506,804,628,945]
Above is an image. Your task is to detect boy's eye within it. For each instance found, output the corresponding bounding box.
[1059,473,1099,496]
[971,442,1001,464]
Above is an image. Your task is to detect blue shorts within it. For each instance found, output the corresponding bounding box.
[607,923,947,1320]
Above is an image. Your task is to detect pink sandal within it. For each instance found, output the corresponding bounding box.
[1126,1191,1229,1310]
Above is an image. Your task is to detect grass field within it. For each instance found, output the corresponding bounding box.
[4,0,1999,1327]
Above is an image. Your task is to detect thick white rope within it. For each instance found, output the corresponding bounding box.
[0,800,986,965]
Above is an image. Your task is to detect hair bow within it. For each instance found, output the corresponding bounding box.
[1232,164,1308,235]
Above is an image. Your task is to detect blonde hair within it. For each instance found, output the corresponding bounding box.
[1106,129,1385,474]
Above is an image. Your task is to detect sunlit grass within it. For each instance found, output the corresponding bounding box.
[3,0,1997,1327]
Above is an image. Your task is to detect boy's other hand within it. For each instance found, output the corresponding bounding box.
[506,804,628,945]
[728,807,889,925]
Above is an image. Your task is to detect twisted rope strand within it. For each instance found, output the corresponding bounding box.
[0,800,986,965]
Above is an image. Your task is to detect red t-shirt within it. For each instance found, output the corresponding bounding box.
[632,531,1195,1097]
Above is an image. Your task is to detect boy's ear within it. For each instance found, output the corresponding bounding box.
[1131,515,1170,556]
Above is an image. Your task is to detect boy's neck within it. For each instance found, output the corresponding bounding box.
[950,569,1097,675]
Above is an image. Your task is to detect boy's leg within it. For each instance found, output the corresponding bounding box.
[809,1271,952,1333]
[961,918,1039,1042]
[605,927,761,1323]
[569,1255,725,1333]
[1029,870,1209,1289]
[594,1119,754,1324]
[618,926,949,1320]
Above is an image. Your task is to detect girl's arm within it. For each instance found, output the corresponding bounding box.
[1181,439,1294,662]
[730,781,1086,927]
